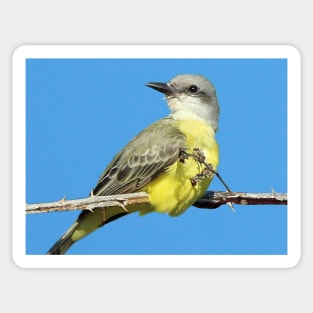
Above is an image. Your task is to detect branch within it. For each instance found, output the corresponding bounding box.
[193,191,287,208]
[26,191,287,214]
[26,192,149,214]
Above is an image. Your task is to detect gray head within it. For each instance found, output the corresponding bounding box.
[146,74,219,132]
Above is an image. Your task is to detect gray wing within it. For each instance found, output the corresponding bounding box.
[93,117,186,196]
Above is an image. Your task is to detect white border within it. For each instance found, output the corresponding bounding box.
[12,45,301,268]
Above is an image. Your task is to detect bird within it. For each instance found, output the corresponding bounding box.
[47,73,220,255]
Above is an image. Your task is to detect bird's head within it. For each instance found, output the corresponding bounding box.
[146,74,219,132]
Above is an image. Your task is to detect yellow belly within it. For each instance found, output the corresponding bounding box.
[71,119,218,242]
[140,119,219,216]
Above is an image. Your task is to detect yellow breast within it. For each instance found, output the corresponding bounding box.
[140,119,219,216]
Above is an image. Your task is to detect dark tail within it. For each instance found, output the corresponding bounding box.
[46,221,80,255]
[46,210,129,255]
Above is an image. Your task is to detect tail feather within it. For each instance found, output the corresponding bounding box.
[46,221,79,255]
[46,209,130,255]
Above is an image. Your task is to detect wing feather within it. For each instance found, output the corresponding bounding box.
[93,117,186,196]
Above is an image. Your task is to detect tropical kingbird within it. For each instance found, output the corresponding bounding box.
[47,74,220,255]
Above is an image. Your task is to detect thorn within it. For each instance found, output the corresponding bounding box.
[271,187,277,194]
[59,195,66,203]
[226,202,236,213]
[116,201,129,213]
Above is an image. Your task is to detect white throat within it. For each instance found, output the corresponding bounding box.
[167,96,219,132]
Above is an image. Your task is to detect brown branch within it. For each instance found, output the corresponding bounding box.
[26,192,149,214]
[193,191,287,209]
[26,191,287,214]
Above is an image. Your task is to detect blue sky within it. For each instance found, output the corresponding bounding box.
[25,57,287,255]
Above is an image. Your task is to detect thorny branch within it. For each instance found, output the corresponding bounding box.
[26,191,287,214]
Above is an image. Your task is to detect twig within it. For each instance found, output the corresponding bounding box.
[26,192,149,214]
[193,191,287,208]
[26,191,287,214]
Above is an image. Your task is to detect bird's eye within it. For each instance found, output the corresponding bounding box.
[189,85,198,93]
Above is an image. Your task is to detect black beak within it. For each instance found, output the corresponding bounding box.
[146,82,176,96]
